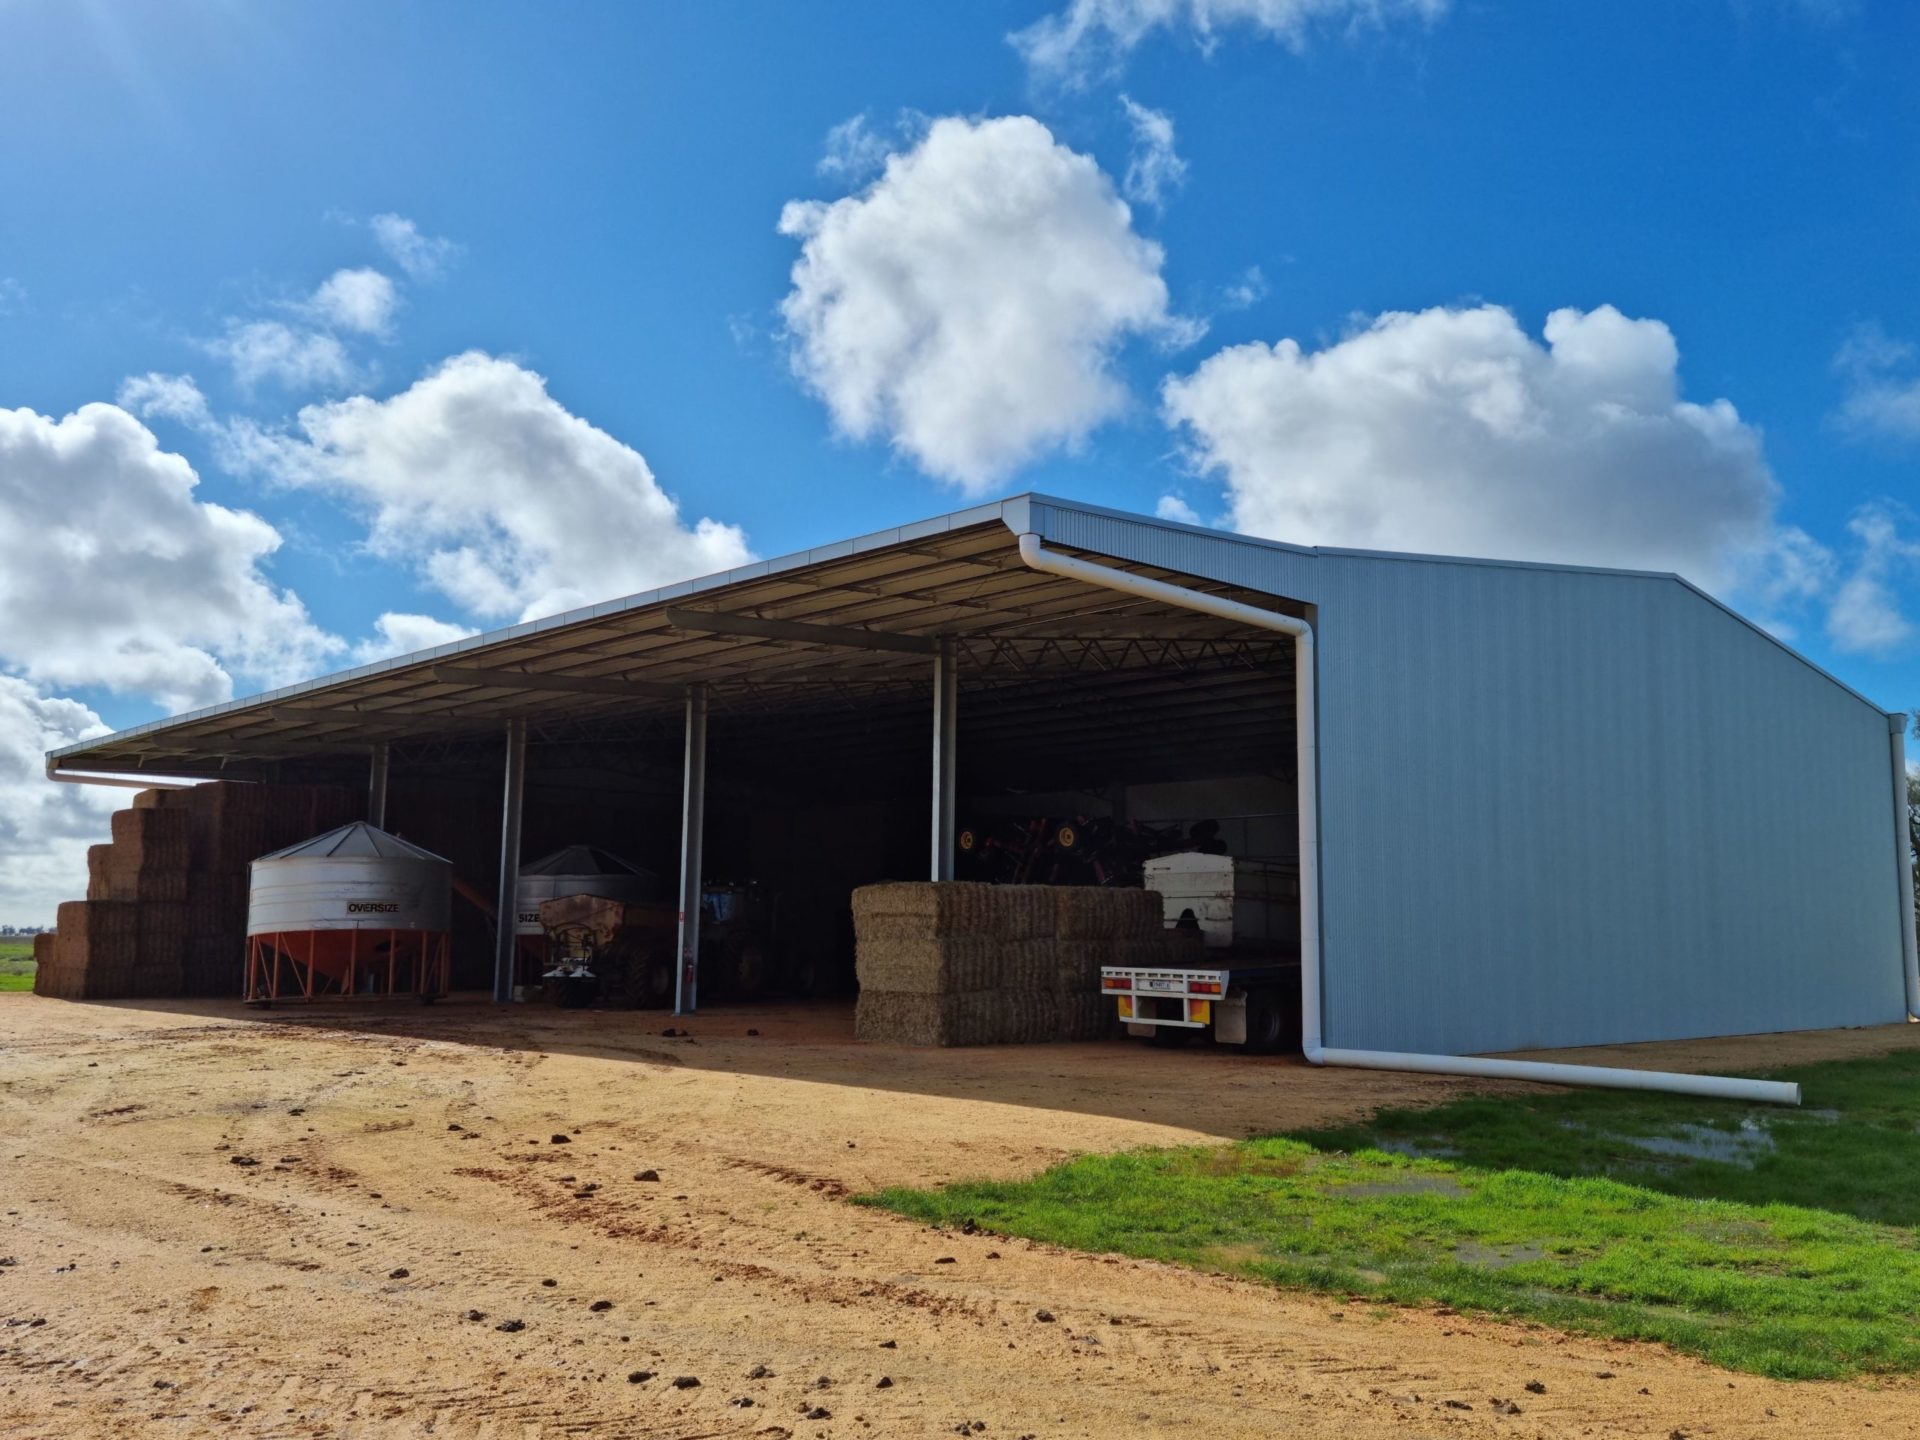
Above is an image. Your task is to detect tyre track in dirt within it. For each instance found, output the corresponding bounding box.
[6,995,1920,1438]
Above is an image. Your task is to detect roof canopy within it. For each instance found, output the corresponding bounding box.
[49,498,1306,795]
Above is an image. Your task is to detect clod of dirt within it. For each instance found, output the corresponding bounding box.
[961,1218,978,1234]
[287,1108,303,1116]
[875,1377,894,1389]
[541,1279,558,1288]
[878,1340,896,1350]
[550,1134,570,1145]
[1524,1381,1546,1395]
[388,1268,410,1279]
[986,1252,1001,1260]
[1443,1399,1472,1410]
[589,1300,613,1313]
[662,1027,682,1038]
[152,1379,174,1389]
[495,1319,526,1333]
[935,1257,956,1265]
[815,1376,833,1388]
[731,1396,757,1407]
[573,1188,597,1200]
[1033,1310,1055,1323]
[229,1156,259,1167]
[447,1124,462,1132]
[0,1257,13,1268]
[672,1375,701,1390]
[1491,1399,1522,1415]
[746,1028,760,1037]
[634,1169,660,1182]
[1594,1371,1616,1380]
[463,1310,486,1322]
[627,1371,654,1384]
[805,1407,831,1421]
[1669,1431,1688,1440]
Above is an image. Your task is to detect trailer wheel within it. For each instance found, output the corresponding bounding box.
[1243,991,1286,1054]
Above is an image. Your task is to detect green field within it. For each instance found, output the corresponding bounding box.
[864,1050,1920,1381]
[0,938,38,992]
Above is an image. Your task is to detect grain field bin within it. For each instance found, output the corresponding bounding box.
[245,822,453,1002]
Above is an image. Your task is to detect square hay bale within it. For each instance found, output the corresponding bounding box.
[856,989,1063,1046]
[86,844,114,902]
[32,931,57,966]
[1053,886,1163,941]
[1058,991,1120,1042]
[990,885,1057,940]
[856,937,1002,994]
[851,882,996,941]
[109,807,190,874]
[856,938,1057,994]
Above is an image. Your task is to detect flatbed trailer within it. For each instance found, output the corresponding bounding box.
[1101,955,1302,1052]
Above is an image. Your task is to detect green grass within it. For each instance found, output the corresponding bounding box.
[0,938,38,992]
[861,1050,1920,1380]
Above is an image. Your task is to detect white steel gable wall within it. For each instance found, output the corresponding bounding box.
[1027,500,1907,1055]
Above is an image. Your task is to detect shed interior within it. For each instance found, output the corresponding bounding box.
[52,521,1308,999]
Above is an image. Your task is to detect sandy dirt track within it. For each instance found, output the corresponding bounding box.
[2,995,1917,1439]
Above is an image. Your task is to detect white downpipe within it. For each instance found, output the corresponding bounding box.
[1890,717,1919,1021]
[1017,533,1801,1107]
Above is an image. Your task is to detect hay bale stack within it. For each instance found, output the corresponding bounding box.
[38,781,362,1001]
[853,881,1169,1046]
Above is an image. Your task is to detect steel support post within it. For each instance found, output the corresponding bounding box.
[491,718,527,1004]
[367,742,390,829]
[673,683,709,1016]
[930,636,957,881]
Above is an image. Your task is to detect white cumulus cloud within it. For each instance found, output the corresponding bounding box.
[1013,0,1448,81]
[353,612,476,664]
[0,400,341,710]
[1162,303,1782,589]
[0,677,118,926]
[370,213,461,281]
[1120,96,1187,209]
[308,267,399,336]
[779,114,1193,492]
[1835,322,1920,441]
[208,318,358,393]
[252,351,752,621]
[1825,505,1920,656]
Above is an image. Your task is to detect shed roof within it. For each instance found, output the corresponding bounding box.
[46,493,1888,785]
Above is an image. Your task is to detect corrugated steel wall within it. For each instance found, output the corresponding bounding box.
[1031,502,1909,1054]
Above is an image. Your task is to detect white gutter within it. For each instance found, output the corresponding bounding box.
[1890,716,1919,1021]
[45,761,198,792]
[1017,533,1801,1106]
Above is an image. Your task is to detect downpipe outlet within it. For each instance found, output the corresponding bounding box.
[1016,532,1801,1107]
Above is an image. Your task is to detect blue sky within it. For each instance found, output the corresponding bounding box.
[0,0,1916,917]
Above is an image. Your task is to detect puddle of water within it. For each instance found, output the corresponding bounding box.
[1452,1241,1547,1270]
[1374,1138,1462,1161]
[1343,1173,1466,1199]
[1623,1118,1775,1166]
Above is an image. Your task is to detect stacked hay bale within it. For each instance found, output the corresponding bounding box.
[34,781,359,1001]
[853,881,1185,1046]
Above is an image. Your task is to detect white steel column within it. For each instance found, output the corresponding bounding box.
[674,684,709,1016]
[491,718,527,1004]
[930,637,957,880]
[367,742,390,830]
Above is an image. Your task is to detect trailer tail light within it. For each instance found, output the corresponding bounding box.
[1192,980,1222,995]
[1102,975,1131,990]
[1117,996,1134,1019]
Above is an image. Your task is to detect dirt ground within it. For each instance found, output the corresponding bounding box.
[2,995,1918,1439]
